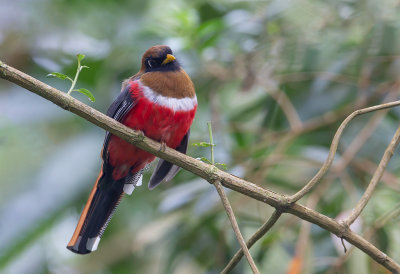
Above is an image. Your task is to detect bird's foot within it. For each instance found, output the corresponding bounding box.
[135,130,145,141]
[159,141,166,152]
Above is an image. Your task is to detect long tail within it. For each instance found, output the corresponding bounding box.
[67,167,142,254]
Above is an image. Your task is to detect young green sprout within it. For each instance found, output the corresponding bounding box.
[47,54,95,102]
[192,122,227,170]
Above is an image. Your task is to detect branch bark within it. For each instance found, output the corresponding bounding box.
[344,123,400,226]
[1,62,399,273]
[221,210,282,273]
[214,181,259,274]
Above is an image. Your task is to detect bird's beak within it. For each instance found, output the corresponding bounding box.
[162,54,175,65]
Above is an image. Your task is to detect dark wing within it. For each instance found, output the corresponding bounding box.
[102,84,136,160]
[148,130,190,189]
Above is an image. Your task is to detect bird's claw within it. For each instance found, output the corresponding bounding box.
[136,130,145,140]
[159,141,166,152]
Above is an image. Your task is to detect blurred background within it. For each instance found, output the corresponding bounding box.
[1,0,400,273]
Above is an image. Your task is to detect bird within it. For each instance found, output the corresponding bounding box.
[67,45,197,254]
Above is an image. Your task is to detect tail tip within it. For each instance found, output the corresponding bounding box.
[66,245,91,255]
[67,236,101,255]
[123,183,135,195]
[87,236,101,251]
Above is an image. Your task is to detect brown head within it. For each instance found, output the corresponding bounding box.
[130,45,195,99]
[134,45,180,75]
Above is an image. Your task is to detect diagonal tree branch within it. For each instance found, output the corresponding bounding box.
[1,62,399,273]
[343,123,400,226]
[221,210,282,274]
[332,201,400,271]
[214,181,260,274]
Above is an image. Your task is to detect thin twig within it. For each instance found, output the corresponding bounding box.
[207,122,259,273]
[333,111,386,172]
[221,210,282,274]
[214,181,260,274]
[341,238,347,253]
[1,62,400,273]
[289,100,400,203]
[344,124,400,226]
[334,89,398,172]
[207,122,215,165]
[67,55,83,95]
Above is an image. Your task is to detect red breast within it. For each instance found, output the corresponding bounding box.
[108,45,197,180]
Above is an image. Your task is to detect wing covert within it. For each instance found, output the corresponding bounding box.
[102,83,137,160]
[148,130,190,189]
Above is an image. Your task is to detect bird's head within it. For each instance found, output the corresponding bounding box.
[129,45,194,99]
[140,45,180,73]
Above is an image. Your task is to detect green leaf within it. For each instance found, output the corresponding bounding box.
[76,54,85,62]
[216,163,227,170]
[192,142,213,147]
[79,65,89,73]
[46,72,72,82]
[200,157,212,164]
[72,88,95,102]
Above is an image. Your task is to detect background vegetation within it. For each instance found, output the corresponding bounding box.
[1,0,400,273]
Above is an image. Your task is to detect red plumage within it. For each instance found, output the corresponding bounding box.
[67,45,197,254]
[108,80,197,179]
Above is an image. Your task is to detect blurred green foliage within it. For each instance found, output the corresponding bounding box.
[1,0,400,273]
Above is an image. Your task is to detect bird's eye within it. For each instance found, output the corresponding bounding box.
[147,59,156,68]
